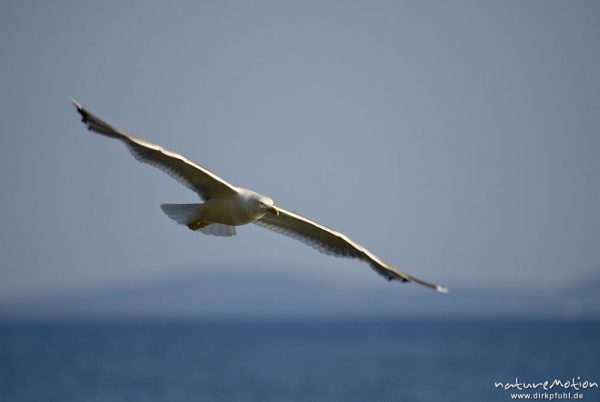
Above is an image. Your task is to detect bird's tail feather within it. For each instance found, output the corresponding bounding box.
[160,204,237,237]
[160,203,202,225]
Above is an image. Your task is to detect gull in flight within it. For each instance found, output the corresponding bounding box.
[72,100,448,293]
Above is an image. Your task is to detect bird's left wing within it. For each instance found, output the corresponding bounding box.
[255,207,448,293]
[72,100,239,200]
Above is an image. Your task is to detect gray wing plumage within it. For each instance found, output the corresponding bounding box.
[72,99,238,200]
[255,207,448,293]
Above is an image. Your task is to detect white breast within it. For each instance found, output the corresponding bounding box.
[201,194,264,226]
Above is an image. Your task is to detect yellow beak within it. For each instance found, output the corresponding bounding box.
[267,206,279,216]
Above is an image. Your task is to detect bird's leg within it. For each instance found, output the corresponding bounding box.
[187,218,209,231]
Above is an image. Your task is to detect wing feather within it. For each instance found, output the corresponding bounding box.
[255,207,448,293]
[72,99,238,200]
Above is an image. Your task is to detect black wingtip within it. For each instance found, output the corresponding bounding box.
[70,98,90,126]
[403,273,449,293]
[70,97,82,110]
[71,98,85,119]
[436,285,449,294]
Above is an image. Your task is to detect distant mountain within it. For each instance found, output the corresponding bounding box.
[559,275,600,319]
[1,270,598,321]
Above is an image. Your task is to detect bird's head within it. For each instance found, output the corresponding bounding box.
[253,194,279,216]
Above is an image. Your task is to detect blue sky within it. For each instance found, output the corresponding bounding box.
[1,1,599,304]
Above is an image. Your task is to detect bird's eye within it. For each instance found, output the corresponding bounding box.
[258,201,264,206]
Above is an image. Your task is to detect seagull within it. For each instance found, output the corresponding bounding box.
[72,100,448,293]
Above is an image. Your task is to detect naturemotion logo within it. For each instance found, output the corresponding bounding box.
[494,377,598,400]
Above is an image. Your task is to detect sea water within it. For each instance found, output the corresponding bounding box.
[1,320,598,402]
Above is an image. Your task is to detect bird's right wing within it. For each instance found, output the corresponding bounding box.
[255,207,448,293]
[72,100,239,200]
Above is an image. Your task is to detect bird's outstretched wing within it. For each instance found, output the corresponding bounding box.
[255,207,448,293]
[72,99,238,200]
